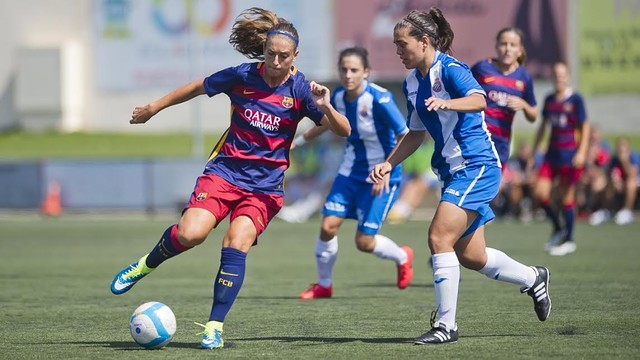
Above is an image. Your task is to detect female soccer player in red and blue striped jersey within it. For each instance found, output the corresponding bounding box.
[110,7,350,349]
[471,27,537,166]
[533,61,590,256]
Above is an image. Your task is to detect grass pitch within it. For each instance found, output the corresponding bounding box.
[1,216,639,359]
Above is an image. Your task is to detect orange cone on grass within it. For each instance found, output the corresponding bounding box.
[40,180,62,217]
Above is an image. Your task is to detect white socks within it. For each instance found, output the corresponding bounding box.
[432,252,460,331]
[372,234,407,264]
[315,236,338,287]
[478,248,536,288]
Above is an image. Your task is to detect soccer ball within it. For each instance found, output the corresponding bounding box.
[129,301,176,349]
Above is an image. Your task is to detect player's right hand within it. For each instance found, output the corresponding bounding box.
[369,162,392,184]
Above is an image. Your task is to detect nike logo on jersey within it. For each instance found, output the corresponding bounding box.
[243,89,256,95]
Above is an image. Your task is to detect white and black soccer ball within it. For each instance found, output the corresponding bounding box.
[129,301,176,349]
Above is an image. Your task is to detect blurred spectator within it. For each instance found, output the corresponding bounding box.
[589,137,639,226]
[579,126,612,223]
[501,142,541,222]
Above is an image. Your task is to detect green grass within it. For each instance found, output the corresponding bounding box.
[0,131,639,159]
[1,216,639,359]
[0,132,224,159]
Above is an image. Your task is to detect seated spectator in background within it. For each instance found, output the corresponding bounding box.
[590,137,639,226]
[387,134,441,224]
[579,126,611,222]
[503,142,541,222]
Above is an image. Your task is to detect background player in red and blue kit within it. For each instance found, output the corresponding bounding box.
[110,7,350,349]
[471,27,537,166]
[532,62,590,256]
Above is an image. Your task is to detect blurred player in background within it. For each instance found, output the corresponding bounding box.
[371,7,551,345]
[471,28,537,219]
[109,7,350,349]
[294,46,414,300]
[532,61,590,256]
[471,27,537,166]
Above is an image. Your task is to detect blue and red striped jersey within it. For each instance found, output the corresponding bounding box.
[471,59,536,163]
[542,89,588,166]
[202,62,324,195]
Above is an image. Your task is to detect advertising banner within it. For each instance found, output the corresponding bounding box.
[335,0,567,80]
[578,0,640,94]
[94,0,333,90]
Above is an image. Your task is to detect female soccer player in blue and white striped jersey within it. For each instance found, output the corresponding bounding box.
[370,7,551,345]
[109,7,350,350]
[295,47,414,300]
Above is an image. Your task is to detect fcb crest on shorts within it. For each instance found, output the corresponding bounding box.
[432,78,442,93]
[282,96,293,109]
[195,192,208,202]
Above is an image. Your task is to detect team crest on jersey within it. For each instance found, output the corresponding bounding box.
[564,103,574,113]
[359,105,370,117]
[432,78,442,92]
[516,80,525,91]
[195,192,208,202]
[282,96,294,108]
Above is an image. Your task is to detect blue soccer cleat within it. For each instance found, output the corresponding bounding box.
[196,321,224,349]
[110,255,153,295]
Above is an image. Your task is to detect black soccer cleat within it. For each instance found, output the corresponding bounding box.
[414,309,458,345]
[414,325,459,345]
[521,266,552,321]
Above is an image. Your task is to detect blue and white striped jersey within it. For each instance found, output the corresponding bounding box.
[403,51,500,181]
[332,81,409,183]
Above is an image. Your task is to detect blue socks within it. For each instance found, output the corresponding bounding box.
[209,247,247,322]
[562,206,575,241]
[145,224,191,268]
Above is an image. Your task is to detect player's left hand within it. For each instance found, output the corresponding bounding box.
[310,81,330,108]
[573,152,586,168]
[371,175,390,196]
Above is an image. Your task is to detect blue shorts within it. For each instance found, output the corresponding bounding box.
[322,175,400,235]
[440,164,501,238]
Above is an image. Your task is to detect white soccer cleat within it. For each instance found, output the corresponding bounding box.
[614,209,634,225]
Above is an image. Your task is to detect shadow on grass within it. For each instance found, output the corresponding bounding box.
[49,341,203,350]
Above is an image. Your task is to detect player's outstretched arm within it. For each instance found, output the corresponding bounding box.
[130,79,207,124]
[310,81,351,137]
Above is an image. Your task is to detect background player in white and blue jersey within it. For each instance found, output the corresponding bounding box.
[370,7,551,345]
[109,8,350,350]
[293,47,414,300]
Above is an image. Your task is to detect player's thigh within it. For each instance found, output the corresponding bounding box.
[178,208,218,245]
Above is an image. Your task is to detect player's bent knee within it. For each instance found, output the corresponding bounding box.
[177,228,208,247]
